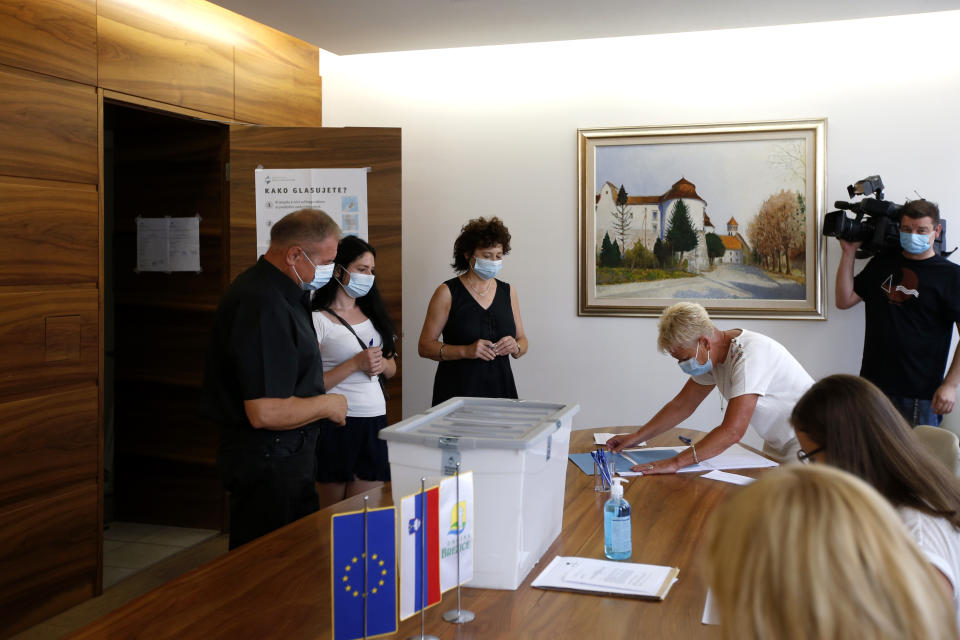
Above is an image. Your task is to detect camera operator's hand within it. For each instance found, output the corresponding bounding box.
[839,238,862,254]
[933,383,956,415]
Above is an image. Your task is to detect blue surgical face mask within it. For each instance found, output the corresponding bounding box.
[296,247,334,291]
[678,341,713,376]
[899,231,933,255]
[339,271,375,299]
[472,256,502,280]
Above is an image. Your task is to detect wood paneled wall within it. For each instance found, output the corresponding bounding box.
[0,0,337,636]
[0,11,101,633]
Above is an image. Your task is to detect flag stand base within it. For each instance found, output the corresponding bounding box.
[405,635,440,640]
[442,609,475,624]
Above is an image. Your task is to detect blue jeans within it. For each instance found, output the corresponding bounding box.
[888,396,942,427]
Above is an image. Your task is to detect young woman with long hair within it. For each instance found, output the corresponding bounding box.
[311,235,397,508]
[706,464,958,640]
[791,373,960,622]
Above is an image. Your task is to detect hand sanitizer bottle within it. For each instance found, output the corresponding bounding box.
[604,477,631,560]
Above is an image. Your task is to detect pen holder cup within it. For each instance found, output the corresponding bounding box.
[594,459,615,492]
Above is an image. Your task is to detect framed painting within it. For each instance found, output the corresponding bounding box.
[578,119,826,319]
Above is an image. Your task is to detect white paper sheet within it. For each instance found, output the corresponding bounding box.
[254,168,369,256]
[701,469,755,485]
[531,556,677,599]
[167,216,201,272]
[619,444,777,476]
[702,588,721,625]
[593,432,646,447]
[136,215,202,273]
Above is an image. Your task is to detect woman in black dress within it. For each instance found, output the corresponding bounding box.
[418,217,528,405]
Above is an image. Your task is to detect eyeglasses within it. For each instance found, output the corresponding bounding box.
[796,446,824,464]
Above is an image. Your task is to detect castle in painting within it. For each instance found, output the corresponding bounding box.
[595,177,750,274]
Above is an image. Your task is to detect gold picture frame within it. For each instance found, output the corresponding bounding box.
[578,119,827,319]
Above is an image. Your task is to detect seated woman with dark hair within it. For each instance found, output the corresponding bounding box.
[791,373,960,623]
[418,216,528,406]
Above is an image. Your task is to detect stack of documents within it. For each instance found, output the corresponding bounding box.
[531,556,678,600]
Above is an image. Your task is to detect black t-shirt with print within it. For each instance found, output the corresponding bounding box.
[853,250,960,398]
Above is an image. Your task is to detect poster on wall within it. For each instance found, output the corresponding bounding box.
[255,168,369,256]
[135,215,201,273]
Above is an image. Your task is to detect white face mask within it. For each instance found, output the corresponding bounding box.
[472,256,502,280]
[296,248,334,291]
[339,271,375,298]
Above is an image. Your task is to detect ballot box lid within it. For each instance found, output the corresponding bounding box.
[380,397,579,450]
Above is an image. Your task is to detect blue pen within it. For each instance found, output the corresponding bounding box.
[369,338,374,347]
[678,435,692,446]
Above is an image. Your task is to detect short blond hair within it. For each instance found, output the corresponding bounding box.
[705,465,957,640]
[657,302,715,353]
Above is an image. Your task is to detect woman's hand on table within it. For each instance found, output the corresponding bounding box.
[605,432,640,453]
[631,456,681,475]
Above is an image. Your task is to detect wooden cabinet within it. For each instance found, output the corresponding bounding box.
[0,179,99,286]
[0,0,97,85]
[0,67,98,184]
[98,0,235,117]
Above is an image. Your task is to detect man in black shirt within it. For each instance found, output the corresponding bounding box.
[836,199,960,426]
[204,208,347,548]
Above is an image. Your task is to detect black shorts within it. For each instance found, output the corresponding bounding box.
[315,415,390,483]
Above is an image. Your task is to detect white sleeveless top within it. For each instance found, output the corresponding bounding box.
[312,313,385,417]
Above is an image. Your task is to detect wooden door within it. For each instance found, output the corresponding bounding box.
[227,126,403,423]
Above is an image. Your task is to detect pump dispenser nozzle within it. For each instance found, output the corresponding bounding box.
[610,476,628,499]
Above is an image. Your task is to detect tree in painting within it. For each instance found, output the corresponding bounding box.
[611,185,634,253]
[600,231,622,267]
[666,199,698,263]
[705,232,726,266]
[747,190,805,275]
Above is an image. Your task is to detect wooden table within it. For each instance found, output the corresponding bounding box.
[72,428,765,639]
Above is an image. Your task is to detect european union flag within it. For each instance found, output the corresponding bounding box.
[332,507,397,640]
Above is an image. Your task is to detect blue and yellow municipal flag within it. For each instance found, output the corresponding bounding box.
[439,471,474,592]
[331,507,397,640]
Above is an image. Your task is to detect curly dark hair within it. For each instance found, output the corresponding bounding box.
[451,217,512,272]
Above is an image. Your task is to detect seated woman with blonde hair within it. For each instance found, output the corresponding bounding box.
[706,464,958,640]
[791,373,960,624]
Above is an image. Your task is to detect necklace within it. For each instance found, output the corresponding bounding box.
[465,275,492,297]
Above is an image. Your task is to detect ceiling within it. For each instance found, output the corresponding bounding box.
[210,0,960,55]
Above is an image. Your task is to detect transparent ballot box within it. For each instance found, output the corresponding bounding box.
[380,397,580,590]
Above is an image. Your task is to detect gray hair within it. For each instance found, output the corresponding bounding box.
[269,209,341,248]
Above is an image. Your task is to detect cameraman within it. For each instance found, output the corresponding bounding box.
[836,199,960,426]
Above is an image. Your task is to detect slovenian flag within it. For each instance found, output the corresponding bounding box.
[399,485,441,619]
[331,506,398,640]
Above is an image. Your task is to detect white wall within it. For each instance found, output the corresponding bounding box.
[318,12,960,438]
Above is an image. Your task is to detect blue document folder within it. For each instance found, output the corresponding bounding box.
[568,449,678,474]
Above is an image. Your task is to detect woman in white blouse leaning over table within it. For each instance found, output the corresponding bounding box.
[311,236,398,509]
[606,301,813,472]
